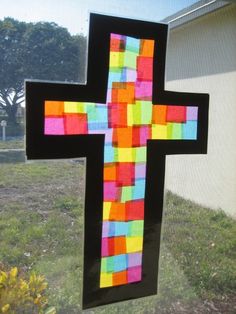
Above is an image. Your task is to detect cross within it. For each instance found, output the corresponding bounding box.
[26,13,208,309]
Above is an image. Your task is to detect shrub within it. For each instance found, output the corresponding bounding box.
[0,266,56,314]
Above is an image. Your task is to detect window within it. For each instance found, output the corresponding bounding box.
[0,1,235,312]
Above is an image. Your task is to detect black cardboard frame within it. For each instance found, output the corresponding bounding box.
[26,13,209,309]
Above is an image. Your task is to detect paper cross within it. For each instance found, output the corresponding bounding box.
[26,13,209,309]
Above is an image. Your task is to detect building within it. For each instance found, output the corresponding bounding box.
[161,0,236,216]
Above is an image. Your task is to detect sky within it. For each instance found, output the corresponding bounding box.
[0,0,199,35]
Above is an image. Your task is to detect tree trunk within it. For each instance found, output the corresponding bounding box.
[5,103,19,125]
[0,90,23,125]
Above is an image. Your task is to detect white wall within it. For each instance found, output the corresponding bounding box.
[164,4,236,216]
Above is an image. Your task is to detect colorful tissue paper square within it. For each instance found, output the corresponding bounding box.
[128,253,142,267]
[45,117,65,135]
[127,266,142,283]
[166,105,186,123]
[187,106,198,120]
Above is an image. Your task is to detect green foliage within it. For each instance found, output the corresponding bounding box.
[0,18,87,124]
[0,266,56,314]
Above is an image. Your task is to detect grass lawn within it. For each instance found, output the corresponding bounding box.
[0,161,235,313]
[0,138,24,150]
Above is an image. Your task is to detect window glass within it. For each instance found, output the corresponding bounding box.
[0,1,235,313]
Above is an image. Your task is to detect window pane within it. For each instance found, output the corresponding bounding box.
[0,0,235,312]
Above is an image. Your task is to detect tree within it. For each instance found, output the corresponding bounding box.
[0,18,86,125]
